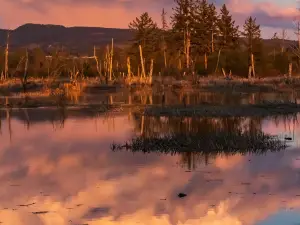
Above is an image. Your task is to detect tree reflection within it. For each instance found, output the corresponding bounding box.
[119,115,288,170]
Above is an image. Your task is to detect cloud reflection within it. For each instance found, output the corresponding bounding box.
[0,113,300,225]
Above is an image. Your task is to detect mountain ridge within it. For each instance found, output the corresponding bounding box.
[0,23,297,54]
[0,23,134,53]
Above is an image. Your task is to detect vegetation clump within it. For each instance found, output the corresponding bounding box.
[144,101,300,117]
[111,130,287,154]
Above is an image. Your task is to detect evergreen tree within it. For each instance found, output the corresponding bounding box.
[171,0,194,35]
[217,4,239,50]
[207,3,219,53]
[171,0,195,69]
[192,0,210,55]
[128,12,159,61]
[242,16,261,55]
[242,16,262,77]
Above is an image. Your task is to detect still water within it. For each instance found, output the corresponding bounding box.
[1,109,300,225]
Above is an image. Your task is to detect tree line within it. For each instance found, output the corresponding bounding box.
[0,0,298,80]
[128,0,297,77]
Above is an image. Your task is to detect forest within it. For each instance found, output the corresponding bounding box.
[0,0,299,82]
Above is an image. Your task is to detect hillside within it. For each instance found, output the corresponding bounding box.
[0,23,134,53]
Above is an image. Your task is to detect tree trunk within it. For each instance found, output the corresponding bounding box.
[186,31,190,69]
[289,62,292,77]
[149,59,154,83]
[251,53,255,78]
[178,51,182,70]
[222,68,226,78]
[149,59,154,77]
[204,53,208,70]
[109,38,113,81]
[215,49,221,74]
[164,50,167,69]
[4,32,9,80]
[127,57,131,78]
[248,65,252,79]
[23,49,29,92]
[211,31,214,53]
[139,45,146,77]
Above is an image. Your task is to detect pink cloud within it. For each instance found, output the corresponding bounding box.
[0,0,162,29]
[0,0,298,31]
[226,0,298,29]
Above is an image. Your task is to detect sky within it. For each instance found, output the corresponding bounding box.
[0,0,299,39]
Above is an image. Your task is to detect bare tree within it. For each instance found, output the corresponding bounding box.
[281,29,288,53]
[291,7,300,58]
[4,31,10,80]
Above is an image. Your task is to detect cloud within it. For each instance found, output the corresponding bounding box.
[0,0,298,33]
[225,0,298,29]
[0,0,165,29]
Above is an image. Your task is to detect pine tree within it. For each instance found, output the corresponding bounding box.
[128,12,159,61]
[192,0,210,55]
[171,0,194,69]
[242,16,261,77]
[242,16,261,55]
[171,0,194,35]
[217,4,239,50]
[207,3,219,53]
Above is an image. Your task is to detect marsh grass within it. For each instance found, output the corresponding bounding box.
[144,101,300,117]
[124,76,153,85]
[195,76,300,92]
[2,75,300,112]
[111,130,287,155]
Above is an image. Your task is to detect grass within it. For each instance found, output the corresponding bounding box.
[144,101,300,117]
[111,130,287,154]
[194,76,300,92]
[1,76,300,112]
[1,75,300,96]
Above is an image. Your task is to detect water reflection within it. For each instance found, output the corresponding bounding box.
[30,87,300,107]
[1,110,300,225]
[123,115,291,170]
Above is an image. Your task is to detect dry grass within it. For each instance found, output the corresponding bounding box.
[1,75,300,110]
[124,76,153,85]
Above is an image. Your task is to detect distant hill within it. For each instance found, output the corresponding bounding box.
[0,23,134,53]
[0,23,298,54]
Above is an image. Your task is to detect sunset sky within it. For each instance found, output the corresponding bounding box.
[0,0,299,38]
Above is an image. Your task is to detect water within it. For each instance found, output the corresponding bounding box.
[1,107,300,225]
